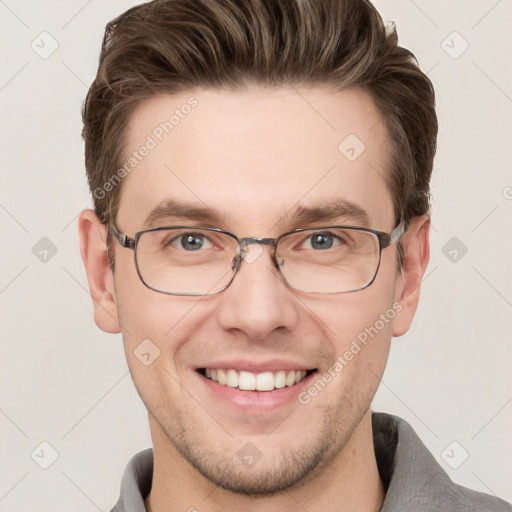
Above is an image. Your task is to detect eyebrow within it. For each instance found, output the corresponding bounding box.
[285,200,370,228]
[142,198,371,230]
[142,200,222,229]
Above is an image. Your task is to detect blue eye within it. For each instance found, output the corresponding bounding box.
[180,234,205,250]
[309,233,335,250]
[302,232,347,250]
[166,232,214,251]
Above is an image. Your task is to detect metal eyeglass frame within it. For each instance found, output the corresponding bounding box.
[109,221,406,296]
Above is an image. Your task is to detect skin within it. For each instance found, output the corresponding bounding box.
[79,86,430,511]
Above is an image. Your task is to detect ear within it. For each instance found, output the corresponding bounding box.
[78,209,121,334]
[392,215,430,337]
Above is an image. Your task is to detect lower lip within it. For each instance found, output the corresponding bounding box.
[196,370,317,413]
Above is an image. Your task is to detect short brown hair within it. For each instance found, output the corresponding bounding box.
[83,0,437,236]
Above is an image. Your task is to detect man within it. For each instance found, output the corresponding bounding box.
[78,0,511,511]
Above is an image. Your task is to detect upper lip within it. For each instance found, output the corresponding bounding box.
[195,359,316,373]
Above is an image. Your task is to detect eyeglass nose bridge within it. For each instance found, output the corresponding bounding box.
[231,236,280,272]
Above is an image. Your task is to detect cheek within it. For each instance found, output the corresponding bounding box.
[296,296,394,423]
[312,263,397,340]
[115,288,209,413]
[304,271,397,390]
[327,294,394,367]
[113,249,198,339]
[112,261,209,394]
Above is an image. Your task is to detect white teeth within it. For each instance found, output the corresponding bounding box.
[256,372,275,391]
[217,368,226,385]
[274,370,286,389]
[226,369,238,388]
[202,368,311,391]
[239,371,256,390]
[295,370,306,384]
[285,371,295,387]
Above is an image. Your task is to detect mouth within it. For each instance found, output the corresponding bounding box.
[197,367,318,392]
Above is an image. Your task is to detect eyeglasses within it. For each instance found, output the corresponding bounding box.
[109,222,406,296]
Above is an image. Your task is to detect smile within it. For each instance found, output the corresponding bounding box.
[198,368,316,391]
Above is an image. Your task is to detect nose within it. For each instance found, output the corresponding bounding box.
[215,244,300,340]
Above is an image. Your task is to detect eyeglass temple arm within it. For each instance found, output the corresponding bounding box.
[379,221,406,248]
[109,223,136,249]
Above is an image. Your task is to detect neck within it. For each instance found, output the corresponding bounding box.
[145,410,385,512]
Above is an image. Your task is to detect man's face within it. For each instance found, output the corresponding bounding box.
[110,86,403,494]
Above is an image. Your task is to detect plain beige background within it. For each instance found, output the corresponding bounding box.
[1,0,511,510]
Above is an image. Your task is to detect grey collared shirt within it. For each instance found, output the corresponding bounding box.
[110,412,511,512]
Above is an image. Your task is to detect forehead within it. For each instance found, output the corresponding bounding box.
[117,86,394,233]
